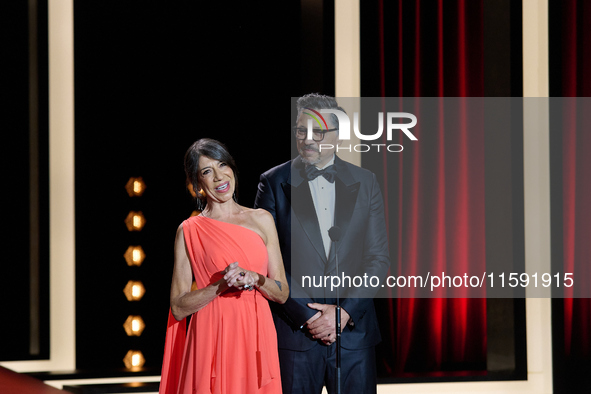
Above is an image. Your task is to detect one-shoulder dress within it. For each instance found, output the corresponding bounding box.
[159,215,282,394]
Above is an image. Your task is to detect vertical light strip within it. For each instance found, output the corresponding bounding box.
[48,0,77,371]
[0,0,76,372]
[522,0,553,393]
[335,0,360,97]
[523,0,550,97]
[334,0,361,167]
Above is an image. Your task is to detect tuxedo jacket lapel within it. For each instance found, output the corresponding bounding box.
[284,158,327,263]
[328,156,360,270]
[284,156,361,266]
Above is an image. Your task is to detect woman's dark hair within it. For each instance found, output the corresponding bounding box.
[184,138,238,211]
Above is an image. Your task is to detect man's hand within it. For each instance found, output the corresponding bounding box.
[305,303,350,345]
[305,311,321,326]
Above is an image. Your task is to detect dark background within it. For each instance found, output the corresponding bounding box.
[0,1,37,360]
[73,1,300,369]
[3,1,588,392]
[0,0,49,361]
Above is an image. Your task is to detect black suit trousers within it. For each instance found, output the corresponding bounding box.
[278,343,377,394]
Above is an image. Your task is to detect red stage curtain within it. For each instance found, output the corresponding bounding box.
[373,0,487,375]
[558,0,591,360]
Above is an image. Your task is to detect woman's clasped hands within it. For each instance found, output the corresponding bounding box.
[223,261,258,291]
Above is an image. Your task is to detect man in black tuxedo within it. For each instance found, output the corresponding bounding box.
[254,94,390,394]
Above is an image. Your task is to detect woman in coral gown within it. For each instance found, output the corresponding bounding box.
[159,139,288,394]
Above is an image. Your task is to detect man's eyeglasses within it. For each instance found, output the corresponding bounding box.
[292,127,338,142]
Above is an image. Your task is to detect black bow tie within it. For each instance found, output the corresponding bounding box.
[305,164,337,183]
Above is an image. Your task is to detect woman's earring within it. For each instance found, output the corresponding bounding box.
[196,188,206,211]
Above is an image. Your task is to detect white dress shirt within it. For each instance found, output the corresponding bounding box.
[308,155,336,259]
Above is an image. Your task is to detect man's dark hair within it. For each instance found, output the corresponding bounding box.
[296,93,347,131]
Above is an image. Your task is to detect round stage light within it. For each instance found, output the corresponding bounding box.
[124,246,146,266]
[125,177,147,197]
[123,350,145,370]
[123,280,146,301]
[125,211,146,231]
[123,315,146,337]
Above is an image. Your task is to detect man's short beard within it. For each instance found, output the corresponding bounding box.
[301,156,321,165]
[299,148,321,166]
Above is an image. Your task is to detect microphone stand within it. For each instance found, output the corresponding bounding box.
[328,226,342,394]
[335,255,341,394]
